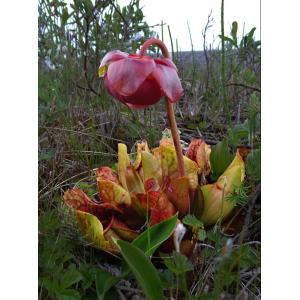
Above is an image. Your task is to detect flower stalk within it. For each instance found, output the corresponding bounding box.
[139,38,186,177]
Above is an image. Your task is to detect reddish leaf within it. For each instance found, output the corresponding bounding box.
[144,178,160,192]
[186,139,204,161]
[76,211,120,253]
[150,192,176,225]
[97,179,131,206]
[141,151,162,190]
[96,166,119,184]
[186,139,211,176]
[166,176,190,217]
[125,166,144,194]
[63,188,122,220]
[133,140,150,169]
[108,217,139,241]
[160,143,179,178]
[159,141,199,190]
[183,156,199,190]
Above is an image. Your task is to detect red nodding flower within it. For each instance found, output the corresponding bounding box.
[98,38,183,109]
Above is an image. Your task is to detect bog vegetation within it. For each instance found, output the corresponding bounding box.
[38,0,261,299]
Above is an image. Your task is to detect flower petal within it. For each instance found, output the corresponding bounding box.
[103,75,127,104]
[152,61,183,102]
[126,103,153,109]
[122,77,162,107]
[99,50,128,77]
[154,57,178,71]
[107,55,155,96]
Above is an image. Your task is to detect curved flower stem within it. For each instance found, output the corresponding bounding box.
[139,38,170,58]
[139,38,186,177]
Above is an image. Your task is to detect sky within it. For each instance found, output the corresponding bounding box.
[117,0,261,51]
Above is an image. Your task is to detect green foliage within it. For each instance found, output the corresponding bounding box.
[246,149,261,181]
[211,243,260,299]
[206,227,227,248]
[39,209,85,299]
[118,240,164,300]
[227,94,260,149]
[79,264,97,290]
[183,214,207,241]
[75,181,98,198]
[226,183,249,205]
[39,209,61,233]
[119,214,178,279]
[246,92,260,146]
[243,68,257,85]
[159,269,175,289]
[94,214,178,298]
[162,251,193,298]
[219,21,260,52]
[61,268,83,289]
[132,213,178,256]
[39,148,55,162]
[198,229,207,241]
[210,138,233,180]
[227,121,249,147]
[231,21,238,45]
[42,276,81,300]
[38,0,155,129]
[182,214,203,229]
[95,268,120,300]
[162,251,193,276]
[191,186,205,219]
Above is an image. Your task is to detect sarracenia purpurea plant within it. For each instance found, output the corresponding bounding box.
[63,38,248,255]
